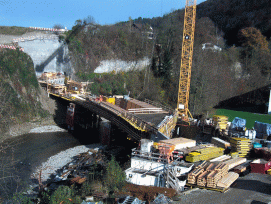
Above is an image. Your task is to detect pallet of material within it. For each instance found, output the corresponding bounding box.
[186,183,229,193]
[197,171,209,187]
[211,137,231,149]
[209,155,231,163]
[196,160,209,169]
[175,144,214,155]
[159,137,196,150]
[188,168,204,184]
[215,163,229,177]
[230,138,251,144]
[233,161,251,174]
[207,170,222,188]
[206,163,218,172]
[223,157,247,170]
[217,172,239,189]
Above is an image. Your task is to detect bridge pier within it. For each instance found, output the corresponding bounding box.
[268,88,271,114]
[99,118,111,146]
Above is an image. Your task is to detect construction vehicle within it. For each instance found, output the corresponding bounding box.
[177,0,197,121]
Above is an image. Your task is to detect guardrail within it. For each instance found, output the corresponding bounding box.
[128,108,164,114]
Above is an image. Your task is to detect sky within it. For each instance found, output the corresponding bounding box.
[0,0,206,30]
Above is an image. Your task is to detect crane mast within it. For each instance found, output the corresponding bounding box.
[177,0,197,119]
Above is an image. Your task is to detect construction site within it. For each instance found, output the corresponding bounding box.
[30,1,271,203]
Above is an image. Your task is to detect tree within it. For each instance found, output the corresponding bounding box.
[53,24,64,30]
[53,24,64,35]
[83,15,96,25]
[75,19,83,26]
[238,27,269,52]
[104,156,126,194]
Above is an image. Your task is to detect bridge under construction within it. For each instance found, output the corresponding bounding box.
[39,72,178,144]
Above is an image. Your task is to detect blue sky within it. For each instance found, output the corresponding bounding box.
[0,0,206,30]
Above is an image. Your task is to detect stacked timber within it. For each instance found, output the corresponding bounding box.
[206,162,218,172]
[233,161,251,174]
[215,163,229,177]
[207,170,222,188]
[196,160,209,169]
[211,137,231,149]
[188,168,204,184]
[217,172,239,189]
[223,157,247,170]
[230,138,252,157]
[197,171,210,187]
[209,155,231,162]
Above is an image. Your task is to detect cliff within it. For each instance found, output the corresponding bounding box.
[0,48,55,136]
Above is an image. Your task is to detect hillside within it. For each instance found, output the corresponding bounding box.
[197,0,271,46]
[0,48,53,137]
[64,0,271,116]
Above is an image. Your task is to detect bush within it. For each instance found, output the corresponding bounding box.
[12,192,34,204]
[104,156,126,194]
[49,186,73,204]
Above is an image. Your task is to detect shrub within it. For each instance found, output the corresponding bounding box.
[49,186,73,204]
[104,156,126,194]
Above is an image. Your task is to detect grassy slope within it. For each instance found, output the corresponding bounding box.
[216,109,271,129]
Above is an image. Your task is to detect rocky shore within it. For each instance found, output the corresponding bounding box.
[3,116,58,139]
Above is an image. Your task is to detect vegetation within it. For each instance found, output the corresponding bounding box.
[104,156,126,194]
[66,0,271,116]
[0,49,48,134]
[0,26,46,35]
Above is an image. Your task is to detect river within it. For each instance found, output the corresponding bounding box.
[0,129,89,200]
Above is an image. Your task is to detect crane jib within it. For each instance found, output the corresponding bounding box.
[177,0,196,120]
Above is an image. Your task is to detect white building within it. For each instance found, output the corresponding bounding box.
[202,43,222,52]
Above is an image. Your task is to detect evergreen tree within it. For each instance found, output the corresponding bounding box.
[104,156,126,194]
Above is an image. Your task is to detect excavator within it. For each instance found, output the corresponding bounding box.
[177,0,197,122]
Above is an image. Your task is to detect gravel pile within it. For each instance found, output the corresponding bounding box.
[31,144,102,182]
[29,125,67,133]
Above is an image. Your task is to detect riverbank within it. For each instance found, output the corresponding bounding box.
[2,115,59,139]
[31,143,103,183]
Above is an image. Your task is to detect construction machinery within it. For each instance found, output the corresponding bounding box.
[177,0,197,121]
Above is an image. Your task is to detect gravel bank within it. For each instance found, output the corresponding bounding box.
[29,125,67,133]
[4,116,57,138]
[31,144,103,183]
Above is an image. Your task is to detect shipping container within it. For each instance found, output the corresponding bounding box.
[250,159,271,174]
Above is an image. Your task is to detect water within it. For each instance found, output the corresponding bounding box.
[0,131,82,199]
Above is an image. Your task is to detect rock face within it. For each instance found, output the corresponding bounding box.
[94,57,150,73]
[18,36,73,76]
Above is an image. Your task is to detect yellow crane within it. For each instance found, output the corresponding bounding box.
[177,0,197,120]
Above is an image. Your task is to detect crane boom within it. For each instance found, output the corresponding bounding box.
[177,0,197,119]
